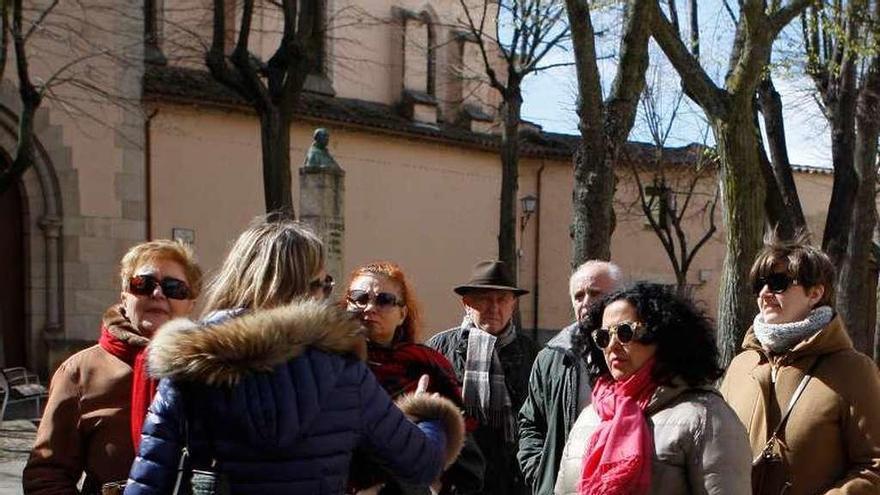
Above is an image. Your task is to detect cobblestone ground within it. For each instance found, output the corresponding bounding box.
[0,420,36,494]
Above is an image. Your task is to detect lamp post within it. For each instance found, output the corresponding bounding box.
[518,194,538,260]
[518,194,538,339]
[520,194,538,231]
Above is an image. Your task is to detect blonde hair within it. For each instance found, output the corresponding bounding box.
[119,240,202,298]
[201,217,325,314]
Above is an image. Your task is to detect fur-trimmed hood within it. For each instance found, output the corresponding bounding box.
[148,300,366,386]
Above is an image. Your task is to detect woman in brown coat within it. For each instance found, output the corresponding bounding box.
[720,237,880,494]
[23,240,201,494]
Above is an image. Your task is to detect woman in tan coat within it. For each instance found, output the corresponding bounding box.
[23,240,201,494]
[721,238,880,494]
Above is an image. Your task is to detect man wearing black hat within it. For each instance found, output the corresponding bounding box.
[427,260,538,495]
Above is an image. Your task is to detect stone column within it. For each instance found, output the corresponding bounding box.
[299,129,345,296]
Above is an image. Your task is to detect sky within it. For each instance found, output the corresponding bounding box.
[519,1,832,168]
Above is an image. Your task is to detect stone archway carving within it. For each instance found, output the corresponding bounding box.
[0,87,67,374]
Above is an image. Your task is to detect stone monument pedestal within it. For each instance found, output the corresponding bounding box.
[299,166,345,293]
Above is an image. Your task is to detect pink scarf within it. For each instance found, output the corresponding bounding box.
[578,359,657,495]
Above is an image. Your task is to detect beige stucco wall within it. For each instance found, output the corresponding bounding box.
[147,103,838,339]
[149,103,511,334]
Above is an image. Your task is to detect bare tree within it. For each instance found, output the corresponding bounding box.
[567,0,653,266]
[756,75,808,238]
[0,2,137,193]
[799,0,880,354]
[455,0,570,279]
[626,75,719,294]
[649,0,812,365]
[206,0,325,218]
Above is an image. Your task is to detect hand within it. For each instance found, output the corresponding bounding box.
[355,484,385,495]
[416,374,430,394]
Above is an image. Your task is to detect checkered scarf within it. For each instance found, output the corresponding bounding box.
[461,314,517,443]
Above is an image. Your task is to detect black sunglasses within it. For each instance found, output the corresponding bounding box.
[347,289,404,309]
[753,273,796,295]
[128,274,191,300]
[591,321,649,349]
[309,274,335,298]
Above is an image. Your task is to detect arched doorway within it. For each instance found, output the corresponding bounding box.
[0,176,26,367]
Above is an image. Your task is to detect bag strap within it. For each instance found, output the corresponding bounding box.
[769,356,823,440]
[171,397,191,495]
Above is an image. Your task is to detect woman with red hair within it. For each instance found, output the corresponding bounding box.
[346,261,484,495]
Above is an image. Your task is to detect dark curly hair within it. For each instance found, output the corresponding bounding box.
[572,282,723,387]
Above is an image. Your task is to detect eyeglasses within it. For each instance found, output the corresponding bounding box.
[309,274,335,298]
[753,273,796,295]
[591,321,649,349]
[128,274,191,300]
[347,289,404,309]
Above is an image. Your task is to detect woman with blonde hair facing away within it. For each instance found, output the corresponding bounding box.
[125,218,465,495]
[24,240,201,494]
[345,261,484,495]
[721,237,880,494]
[555,283,751,495]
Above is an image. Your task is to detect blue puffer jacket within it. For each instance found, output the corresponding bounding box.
[125,302,466,495]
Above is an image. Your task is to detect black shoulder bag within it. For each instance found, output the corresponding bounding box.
[751,357,821,495]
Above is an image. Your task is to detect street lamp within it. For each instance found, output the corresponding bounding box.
[520,194,538,232]
[519,195,538,261]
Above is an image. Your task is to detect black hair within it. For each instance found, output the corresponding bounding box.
[572,282,723,387]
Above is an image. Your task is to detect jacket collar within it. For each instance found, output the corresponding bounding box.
[646,377,716,415]
[148,300,366,386]
[546,322,580,352]
[741,314,852,363]
[103,305,150,347]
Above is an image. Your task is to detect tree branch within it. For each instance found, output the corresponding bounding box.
[649,0,726,118]
[24,0,60,41]
[770,0,813,33]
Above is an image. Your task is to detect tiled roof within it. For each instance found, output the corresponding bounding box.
[140,64,731,166]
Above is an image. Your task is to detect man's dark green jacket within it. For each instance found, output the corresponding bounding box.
[517,323,592,495]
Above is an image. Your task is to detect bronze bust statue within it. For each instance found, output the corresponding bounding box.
[303,128,341,170]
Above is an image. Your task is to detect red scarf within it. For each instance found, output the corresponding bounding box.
[579,359,657,495]
[366,342,464,406]
[97,312,156,453]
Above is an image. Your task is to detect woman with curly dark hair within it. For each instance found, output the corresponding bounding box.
[555,282,751,495]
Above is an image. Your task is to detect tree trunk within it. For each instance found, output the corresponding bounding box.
[498,91,521,278]
[0,88,39,193]
[259,108,295,218]
[837,59,880,354]
[757,77,806,238]
[713,107,765,367]
[571,135,614,265]
[874,219,880,362]
[822,105,858,267]
[568,0,650,267]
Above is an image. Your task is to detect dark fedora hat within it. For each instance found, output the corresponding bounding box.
[454,260,529,296]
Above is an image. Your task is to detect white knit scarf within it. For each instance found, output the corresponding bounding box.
[753,305,834,354]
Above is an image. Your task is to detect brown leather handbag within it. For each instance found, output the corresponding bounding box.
[751,436,791,495]
[751,358,821,495]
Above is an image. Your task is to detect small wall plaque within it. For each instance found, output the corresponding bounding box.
[171,227,195,245]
